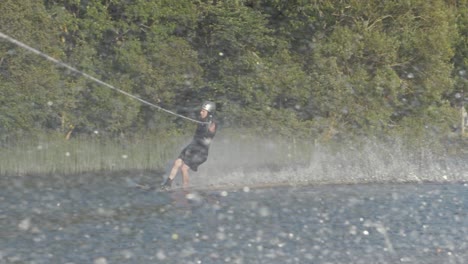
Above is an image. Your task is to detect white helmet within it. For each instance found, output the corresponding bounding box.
[201,101,216,113]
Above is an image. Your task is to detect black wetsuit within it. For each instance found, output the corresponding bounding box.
[179,117,216,171]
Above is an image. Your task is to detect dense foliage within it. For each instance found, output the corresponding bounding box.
[0,0,466,143]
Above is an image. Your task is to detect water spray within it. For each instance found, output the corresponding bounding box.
[0,31,204,124]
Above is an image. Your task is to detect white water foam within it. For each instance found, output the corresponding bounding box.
[194,136,467,188]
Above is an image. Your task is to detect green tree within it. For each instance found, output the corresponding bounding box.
[451,0,467,114]
[43,0,204,135]
[303,0,459,136]
[0,0,66,141]
[0,0,465,142]
[191,1,314,135]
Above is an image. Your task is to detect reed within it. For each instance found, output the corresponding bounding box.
[2,129,464,177]
[0,133,184,176]
[0,130,314,176]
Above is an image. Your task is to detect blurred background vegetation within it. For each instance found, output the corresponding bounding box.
[0,0,466,175]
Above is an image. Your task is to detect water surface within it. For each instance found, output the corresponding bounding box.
[1,172,467,264]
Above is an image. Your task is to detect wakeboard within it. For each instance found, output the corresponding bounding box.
[134,183,183,192]
[134,180,302,194]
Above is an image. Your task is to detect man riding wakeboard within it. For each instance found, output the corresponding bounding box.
[161,101,217,190]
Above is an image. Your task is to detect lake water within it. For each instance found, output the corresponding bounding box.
[1,170,467,264]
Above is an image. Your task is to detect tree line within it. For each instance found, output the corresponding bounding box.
[0,0,466,143]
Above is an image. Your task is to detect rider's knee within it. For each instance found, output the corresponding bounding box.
[181,164,189,173]
[174,158,183,167]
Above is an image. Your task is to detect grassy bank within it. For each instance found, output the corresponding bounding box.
[0,129,466,177]
[0,133,183,176]
[0,129,317,176]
